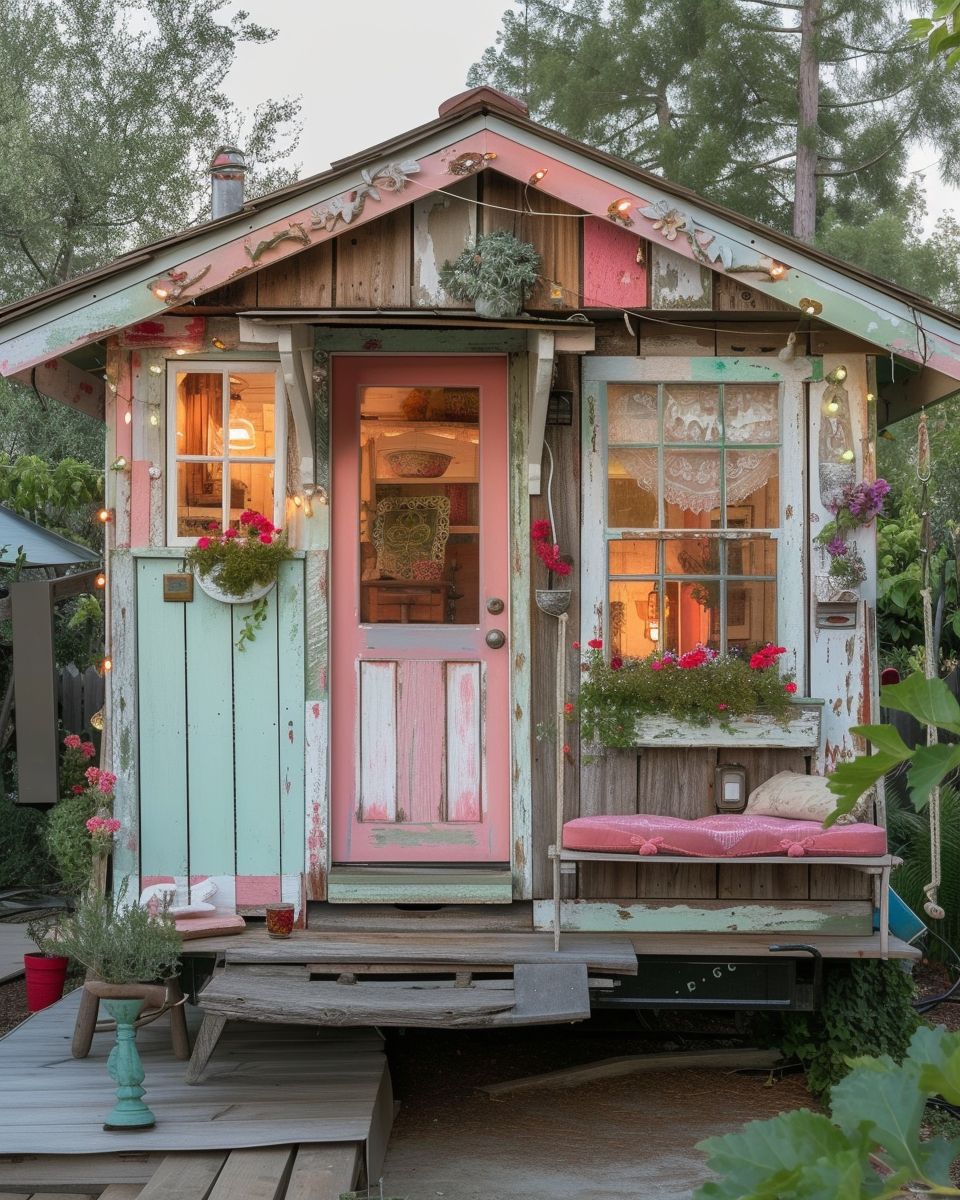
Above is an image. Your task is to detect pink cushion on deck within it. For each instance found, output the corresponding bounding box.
[561,813,887,857]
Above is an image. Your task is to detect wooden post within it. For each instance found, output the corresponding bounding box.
[10,579,59,804]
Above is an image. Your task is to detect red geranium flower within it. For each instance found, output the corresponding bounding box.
[678,649,707,670]
[197,536,211,550]
[784,681,798,694]
[259,533,273,545]
[224,528,238,539]
[587,638,603,649]
[610,656,623,670]
[530,519,552,541]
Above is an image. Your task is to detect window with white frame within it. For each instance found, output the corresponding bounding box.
[167,363,285,543]
[602,379,782,659]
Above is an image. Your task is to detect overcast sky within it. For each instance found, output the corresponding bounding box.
[223,0,957,233]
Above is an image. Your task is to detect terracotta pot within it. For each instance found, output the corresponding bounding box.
[24,953,69,1012]
[84,979,168,1009]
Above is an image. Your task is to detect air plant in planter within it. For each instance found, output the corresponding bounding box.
[49,884,182,1130]
[439,231,541,319]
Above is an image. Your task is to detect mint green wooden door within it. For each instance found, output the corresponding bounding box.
[136,557,305,909]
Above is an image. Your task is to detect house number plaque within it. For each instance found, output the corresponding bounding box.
[163,573,194,602]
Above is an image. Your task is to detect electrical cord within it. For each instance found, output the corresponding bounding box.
[914,923,960,1016]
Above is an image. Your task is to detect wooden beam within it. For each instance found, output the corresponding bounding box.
[10,580,59,805]
[534,898,874,935]
[878,366,960,427]
[134,1152,226,1200]
[11,358,104,421]
[50,567,102,601]
[285,1144,360,1200]
[527,330,555,495]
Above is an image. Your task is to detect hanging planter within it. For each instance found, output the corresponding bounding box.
[532,444,572,615]
[184,510,293,650]
[439,231,541,319]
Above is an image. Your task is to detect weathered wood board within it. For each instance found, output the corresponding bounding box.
[650,244,712,309]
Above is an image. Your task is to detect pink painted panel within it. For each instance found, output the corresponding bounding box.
[120,315,206,349]
[235,874,282,906]
[583,216,647,308]
[359,660,397,822]
[445,662,482,822]
[130,459,151,548]
[397,660,446,824]
[330,356,511,864]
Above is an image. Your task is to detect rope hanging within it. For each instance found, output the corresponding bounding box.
[917,410,945,920]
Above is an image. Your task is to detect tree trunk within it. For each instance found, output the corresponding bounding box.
[792,0,821,242]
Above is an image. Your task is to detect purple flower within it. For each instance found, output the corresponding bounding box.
[827,536,848,557]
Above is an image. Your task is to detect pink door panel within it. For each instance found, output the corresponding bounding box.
[331,356,510,864]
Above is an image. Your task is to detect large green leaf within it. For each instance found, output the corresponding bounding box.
[830,1055,929,1182]
[852,723,912,759]
[911,1026,960,1106]
[824,749,908,826]
[880,673,960,736]
[906,743,960,810]
[694,1109,855,1199]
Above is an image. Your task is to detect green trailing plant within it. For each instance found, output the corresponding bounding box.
[42,882,181,985]
[827,672,960,822]
[760,959,919,1100]
[184,510,292,650]
[0,792,53,888]
[577,640,796,748]
[46,792,99,895]
[695,1023,960,1199]
[439,231,540,316]
[892,781,960,962]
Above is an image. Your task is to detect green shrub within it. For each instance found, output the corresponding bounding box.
[0,792,53,887]
[45,791,98,895]
[762,958,919,1098]
[891,781,960,962]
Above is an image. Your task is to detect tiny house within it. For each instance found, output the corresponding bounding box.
[2,87,956,1008]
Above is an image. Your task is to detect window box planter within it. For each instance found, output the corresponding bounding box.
[630,700,822,749]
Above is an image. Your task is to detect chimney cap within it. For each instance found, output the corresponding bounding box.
[438,87,529,119]
[210,146,247,174]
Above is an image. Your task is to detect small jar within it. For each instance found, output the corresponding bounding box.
[264,902,295,939]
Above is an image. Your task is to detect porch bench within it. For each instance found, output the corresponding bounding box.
[549,813,897,956]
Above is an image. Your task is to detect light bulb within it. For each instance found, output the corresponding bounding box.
[826,365,847,384]
[151,284,169,300]
[841,449,855,462]
[175,347,188,356]
[95,572,106,589]
[866,391,876,403]
[211,337,227,351]
[293,495,303,508]
[123,411,132,425]
[149,412,160,426]
[529,169,547,184]
[97,508,112,524]
[768,262,786,279]
[799,297,822,316]
[110,456,128,471]
[101,657,113,673]
[148,363,163,375]
[825,400,840,415]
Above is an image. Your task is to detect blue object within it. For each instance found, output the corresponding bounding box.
[878,887,928,944]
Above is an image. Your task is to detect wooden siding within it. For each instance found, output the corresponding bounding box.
[136,557,305,895]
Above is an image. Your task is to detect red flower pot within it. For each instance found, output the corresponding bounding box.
[24,953,69,1012]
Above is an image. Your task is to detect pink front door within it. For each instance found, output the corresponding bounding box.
[331,356,511,864]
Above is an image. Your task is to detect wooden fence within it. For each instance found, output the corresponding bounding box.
[58,664,104,735]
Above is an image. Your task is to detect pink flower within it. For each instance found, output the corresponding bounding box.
[564,702,574,714]
[85,816,105,833]
[63,734,81,750]
[610,656,623,670]
[530,519,552,542]
[105,818,121,833]
[71,784,84,795]
[588,638,603,650]
[572,641,580,650]
[80,741,95,759]
[562,743,571,755]
[85,766,100,784]
[240,510,255,525]
[258,519,275,535]
[206,520,219,531]
[718,703,728,711]
[224,528,238,539]
[679,649,707,670]
[259,533,273,545]
[97,771,117,795]
[197,536,211,550]
[784,682,798,694]
[651,660,664,671]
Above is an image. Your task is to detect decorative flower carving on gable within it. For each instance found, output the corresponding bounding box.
[310,158,421,234]
[640,202,688,241]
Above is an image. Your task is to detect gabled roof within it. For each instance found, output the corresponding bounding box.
[0,506,99,567]
[2,86,960,401]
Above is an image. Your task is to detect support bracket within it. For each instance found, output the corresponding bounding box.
[238,318,315,482]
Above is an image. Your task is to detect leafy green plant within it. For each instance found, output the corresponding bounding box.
[578,641,796,748]
[910,1,960,70]
[827,672,960,821]
[46,792,99,895]
[695,1024,960,1198]
[762,959,918,1100]
[892,782,960,961]
[0,792,53,888]
[439,231,541,315]
[42,883,181,985]
[184,510,292,650]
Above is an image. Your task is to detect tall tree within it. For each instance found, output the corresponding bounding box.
[469,0,960,245]
[0,0,301,302]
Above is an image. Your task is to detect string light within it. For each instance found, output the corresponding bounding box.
[110,456,128,471]
[98,508,112,524]
[841,448,855,462]
[826,365,847,383]
[866,391,876,403]
[123,411,132,425]
[150,283,169,300]
[799,297,823,316]
[148,363,163,376]
[174,347,188,356]
[100,656,113,674]
[149,411,160,426]
[768,261,787,280]
[292,495,303,508]
[95,572,106,589]
[607,198,634,225]
[825,398,840,415]
[211,337,227,351]
[528,169,548,184]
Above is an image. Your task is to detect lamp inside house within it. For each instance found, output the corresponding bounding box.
[227,380,257,451]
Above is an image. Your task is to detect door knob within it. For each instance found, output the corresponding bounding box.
[485,629,506,649]
[486,597,505,615]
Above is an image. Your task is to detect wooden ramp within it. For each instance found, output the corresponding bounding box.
[0,991,392,1185]
[0,1144,361,1200]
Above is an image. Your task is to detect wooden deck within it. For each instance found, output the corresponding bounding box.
[0,922,32,984]
[0,990,392,1188]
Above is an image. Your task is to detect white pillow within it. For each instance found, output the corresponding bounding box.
[744,771,868,825]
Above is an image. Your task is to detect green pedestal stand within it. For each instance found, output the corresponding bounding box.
[101,997,155,1130]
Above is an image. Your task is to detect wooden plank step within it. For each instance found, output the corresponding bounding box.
[284,1144,360,1200]
[205,1148,293,1200]
[327,866,514,904]
[0,1155,167,1194]
[224,932,638,974]
[199,971,516,1028]
[112,1153,225,1200]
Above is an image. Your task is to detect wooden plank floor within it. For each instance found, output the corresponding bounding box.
[0,991,391,1159]
[0,922,33,984]
[0,1143,361,1199]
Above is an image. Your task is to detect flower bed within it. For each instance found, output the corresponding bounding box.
[577,640,800,748]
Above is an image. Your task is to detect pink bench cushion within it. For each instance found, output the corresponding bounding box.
[561,813,887,858]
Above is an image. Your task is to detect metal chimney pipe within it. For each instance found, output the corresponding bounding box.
[209,146,247,219]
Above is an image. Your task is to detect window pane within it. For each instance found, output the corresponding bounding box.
[664,449,722,526]
[228,462,275,526]
[609,539,658,576]
[608,449,657,527]
[608,384,658,443]
[228,372,276,457]
[176,461,222,537]
[663,384,721,443]
[725,581,777,651]
[726,450,779,527]
[176,371,222,456]
[609,581,660,659]
[724,384,779,444]
[665,581,719,655]
[665,537,720,575]
[727,538,777,577]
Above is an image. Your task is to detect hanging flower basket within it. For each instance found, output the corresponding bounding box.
[439,231,541,319]
[194,572,275,606]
